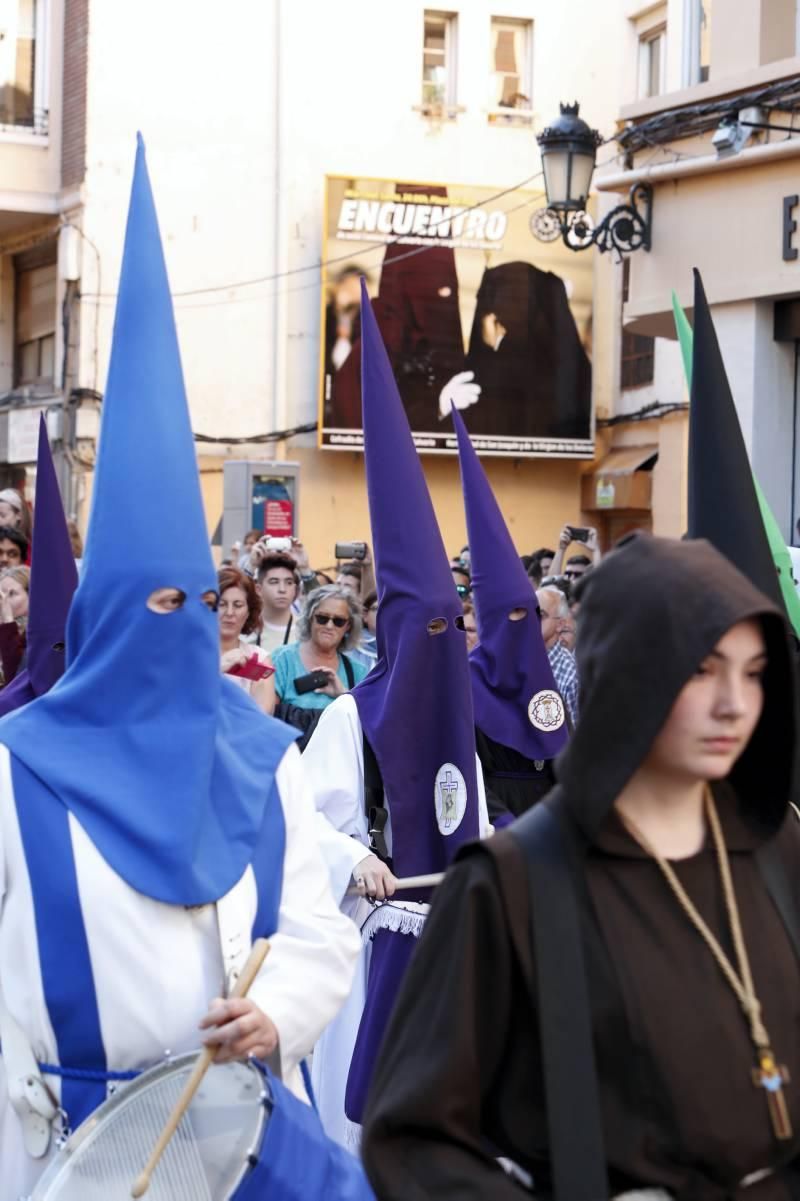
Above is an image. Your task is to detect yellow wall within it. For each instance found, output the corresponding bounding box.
[200,445,588,569]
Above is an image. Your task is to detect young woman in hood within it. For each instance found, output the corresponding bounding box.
[362,534,800,1201]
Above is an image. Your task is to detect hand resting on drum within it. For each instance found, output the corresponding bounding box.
[199,996,279,1064]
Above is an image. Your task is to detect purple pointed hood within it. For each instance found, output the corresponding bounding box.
[451,407,568,758]
[0,416,78,715]
[351,278,479,880]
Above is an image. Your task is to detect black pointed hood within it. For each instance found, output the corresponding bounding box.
[688,269,784,613]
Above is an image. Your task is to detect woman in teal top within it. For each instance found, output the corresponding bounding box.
[272,584,369,749]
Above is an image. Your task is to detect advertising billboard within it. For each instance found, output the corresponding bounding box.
[319,174,594,458]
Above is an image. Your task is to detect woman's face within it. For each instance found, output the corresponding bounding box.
[310,598,351,652]
[644,620,767,784]
[364,602,378,634]
[1,576,28,619]
[0,500,20,528]
[218,586,249,640]
[462,611,479,653]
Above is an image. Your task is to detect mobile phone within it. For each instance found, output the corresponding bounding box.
[567,526,591,544]
[335,541,367,561]
[263,536,293,553]
[227,656,275,682]
[294,669,331,694]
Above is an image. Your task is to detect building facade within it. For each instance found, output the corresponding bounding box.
[595,0,800,544]
[0,0,687,564]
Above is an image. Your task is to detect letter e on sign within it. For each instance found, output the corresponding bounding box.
[783,195,798,262]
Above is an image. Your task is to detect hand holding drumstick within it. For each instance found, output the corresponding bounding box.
[131,938,271,1198]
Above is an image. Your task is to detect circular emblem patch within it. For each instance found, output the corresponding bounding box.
[528,690,565,732]
[434,763,468,836]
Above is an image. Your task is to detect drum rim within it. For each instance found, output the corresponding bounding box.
[32,1052,269,1198]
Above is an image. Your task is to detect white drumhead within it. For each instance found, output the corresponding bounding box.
[32,1053,269,1201]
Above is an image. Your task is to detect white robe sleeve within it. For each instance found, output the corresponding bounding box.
[303,696,374,902]
[247,743,361,1079]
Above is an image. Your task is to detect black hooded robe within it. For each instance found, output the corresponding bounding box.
[475,726,555,824]
[362,536,800,1201]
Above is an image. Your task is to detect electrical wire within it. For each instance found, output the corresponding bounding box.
[597,401,688,428]
[192,400,691,446]
[77,144,630,310]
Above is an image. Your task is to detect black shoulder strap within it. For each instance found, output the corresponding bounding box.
[282,614,293,646]
[341,652,355,688]
[756,829,800,962]
[362,732,389,861]
[510,799,608,1201]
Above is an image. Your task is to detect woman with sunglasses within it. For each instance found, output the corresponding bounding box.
[271,584,369,750]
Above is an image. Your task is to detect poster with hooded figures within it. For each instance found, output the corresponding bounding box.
[318,174,595,458]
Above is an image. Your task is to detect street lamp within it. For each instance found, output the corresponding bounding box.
[531,102,653,257]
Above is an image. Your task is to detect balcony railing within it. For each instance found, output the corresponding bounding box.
[0,105,48,137]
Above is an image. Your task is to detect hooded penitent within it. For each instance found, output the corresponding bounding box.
[351,276,480,875]
[0,415,78,716]
[0,136,294,906]
[451,405,568,759]
[557,533,796,842]
[343,278,480,1127]
[687,270,786,615]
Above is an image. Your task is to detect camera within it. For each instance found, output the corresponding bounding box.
[567,526,590,544]
[294,669,331,695]
[335,541,368,561]
[263,536,293,553]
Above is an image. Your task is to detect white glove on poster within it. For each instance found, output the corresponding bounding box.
[438,370,481,419]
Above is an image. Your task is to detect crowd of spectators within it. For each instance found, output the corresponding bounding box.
[0,488,602,749]
[215,518,601,748]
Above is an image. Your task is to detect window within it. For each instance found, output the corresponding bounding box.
[422,11,457,109]
[620,331,655,389]
[684,0,711,86]
[0,0,48,134]
[638,26,666,98]
[488,18,533,124]
[15,247,56,387]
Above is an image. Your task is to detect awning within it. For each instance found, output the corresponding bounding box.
[581,444,658,511]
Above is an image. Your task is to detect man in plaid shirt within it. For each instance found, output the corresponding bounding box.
[537,585,579,725]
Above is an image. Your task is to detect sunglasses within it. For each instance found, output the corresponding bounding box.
[314,613,349,628]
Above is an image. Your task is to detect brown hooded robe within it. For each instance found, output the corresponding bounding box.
[362,536,800,1201]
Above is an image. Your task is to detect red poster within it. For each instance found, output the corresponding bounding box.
[264,499,294,536]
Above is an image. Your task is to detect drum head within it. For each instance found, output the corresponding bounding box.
[32,1052,269,1201]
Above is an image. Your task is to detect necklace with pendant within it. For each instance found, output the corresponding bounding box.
[618,789,792,1142]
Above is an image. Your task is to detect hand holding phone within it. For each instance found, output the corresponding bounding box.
[227,656,275,682]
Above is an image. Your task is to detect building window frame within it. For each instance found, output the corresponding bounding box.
[487,16,534,126]
[683,0,711,87]
[0,0,50,137]
[638,23,667,98]
[620,330,656,390]
[14,243,57,389]
[421,10,458,114]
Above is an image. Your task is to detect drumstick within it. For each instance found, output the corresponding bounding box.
[346,871,444,896]
[130,938,271,1198]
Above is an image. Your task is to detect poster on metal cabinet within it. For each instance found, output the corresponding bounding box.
[318,174,595,458]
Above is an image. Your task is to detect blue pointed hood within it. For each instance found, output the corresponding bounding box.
[0,415,78,715]
[0,137,294,904]
[352,279,479,880]
[451,407,568,758]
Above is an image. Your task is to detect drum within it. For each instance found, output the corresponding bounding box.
[31,1052,270,1201]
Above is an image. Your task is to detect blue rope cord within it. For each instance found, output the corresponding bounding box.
[38,1061,141,1083]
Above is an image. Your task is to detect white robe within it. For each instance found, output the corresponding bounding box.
[303,694,491,1148]
[0,741,361,1201]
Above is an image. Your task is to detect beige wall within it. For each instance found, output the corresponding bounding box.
[199,445,587,570]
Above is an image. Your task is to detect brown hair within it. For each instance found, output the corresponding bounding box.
[217,566,262,636]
